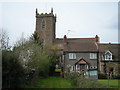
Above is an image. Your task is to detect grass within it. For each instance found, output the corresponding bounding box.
[27,76,75,88]
[98,79,120,89]
[26,77,120,88]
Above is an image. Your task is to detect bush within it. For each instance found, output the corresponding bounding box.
[30,51,50,77]
[98,73,108,79]
[112,75,120,79]
[66,72,110,88]
[2,50,25,88]
[66,72,80,85]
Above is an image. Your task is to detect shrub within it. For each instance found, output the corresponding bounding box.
[30,51,50,77]
[112,74,120,79]
[98,73,108,79]
[66,72,110,88]
[2,50,25,88]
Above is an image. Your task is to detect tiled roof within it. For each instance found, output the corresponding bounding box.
[63,42,98,52]
[55,37,98,52]
[98,43,120,61]
[55,38,96,43]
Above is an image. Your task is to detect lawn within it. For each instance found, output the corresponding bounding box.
[26,77,120,88]
[98,79,120,88]
[28,77,75,88]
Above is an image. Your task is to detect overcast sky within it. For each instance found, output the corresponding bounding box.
[0,1,119,46]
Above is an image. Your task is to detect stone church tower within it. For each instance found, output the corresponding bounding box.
[35,8,56,46]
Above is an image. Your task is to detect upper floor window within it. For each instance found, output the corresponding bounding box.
[69,53,76,59]
[90,53,97,59]
[41,20,45,30]
[104,51,112,61]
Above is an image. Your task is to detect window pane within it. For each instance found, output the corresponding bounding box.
[89,70,97,76]
[69,53,76,59]
[90,53,97,59]
[69,53,72,59]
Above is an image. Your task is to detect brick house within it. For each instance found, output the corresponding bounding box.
[35,8,120,79]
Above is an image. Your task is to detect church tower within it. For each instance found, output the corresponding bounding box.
[35,8,56,46]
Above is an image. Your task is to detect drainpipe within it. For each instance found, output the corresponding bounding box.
[97,51,99,79]
[63,52,66,72]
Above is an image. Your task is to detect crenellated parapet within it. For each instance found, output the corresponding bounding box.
[35,8,56,18]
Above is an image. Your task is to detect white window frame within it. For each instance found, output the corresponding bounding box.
[104,51,112,61]
[69,53,76,59]
[90,53,97,59]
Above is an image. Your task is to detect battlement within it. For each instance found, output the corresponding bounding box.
[36,8,56,18]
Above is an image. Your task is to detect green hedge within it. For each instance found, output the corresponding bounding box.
[98,73,108,79]
[112,75,120,79]
[98,73,120,79]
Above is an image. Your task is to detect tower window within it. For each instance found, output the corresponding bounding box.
[41,20,45,30]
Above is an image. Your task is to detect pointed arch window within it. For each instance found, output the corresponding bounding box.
[41,20,45,30]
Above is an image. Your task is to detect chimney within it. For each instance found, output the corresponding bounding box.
[64,35,67,43]
[109,42,111,44]
[95,35,99,43]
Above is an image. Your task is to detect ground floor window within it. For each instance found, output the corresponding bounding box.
[89,70,97,76]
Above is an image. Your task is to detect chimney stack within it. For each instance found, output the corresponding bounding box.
[95,35,99,43]
[64,35,67,43]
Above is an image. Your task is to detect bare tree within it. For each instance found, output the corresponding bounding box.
[0,29,10,50]
[14,32,27,48]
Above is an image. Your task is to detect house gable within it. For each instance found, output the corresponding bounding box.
[75,58,89,65]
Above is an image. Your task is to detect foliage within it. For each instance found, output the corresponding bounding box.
[98,73,120,79]
[30,50,50,77]
[32,32,43,48]
[98,73,108,79]
[32,32,62,76]
[47,49,61,76]
[2,50,25,88]
[66,72,110,88]
[14,39,50,77]
[112,75,120,79]
[13,33,61,86]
